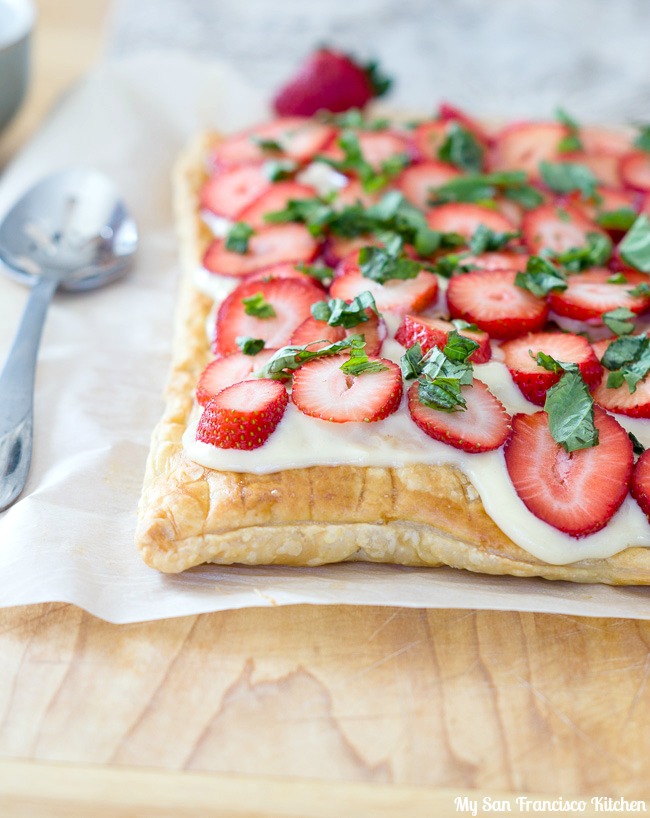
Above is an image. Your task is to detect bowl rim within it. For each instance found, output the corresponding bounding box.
[0,0,36,51]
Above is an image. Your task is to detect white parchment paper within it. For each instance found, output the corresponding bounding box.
[0,53,648,623]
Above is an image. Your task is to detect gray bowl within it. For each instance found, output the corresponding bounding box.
[0,0,35,134]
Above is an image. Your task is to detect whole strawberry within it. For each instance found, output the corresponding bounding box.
[273,47,392,117]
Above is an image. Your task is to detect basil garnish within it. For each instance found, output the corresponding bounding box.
[555,107,583,153]
[602,334,650,393]
[602,307,636,337]
[358,243,422,284]
[596,208,637,232]
[539,161,598,200]
[225,222,254,254]
[629,431,646,455]
[634,125,650,154]
[429,171,543,210]
[339,337,388,376]
[437,123,484,173]
[311,291,377,328]
[263,159,298,182]
[544,369,598,452]
[515,256,567,297]
[553,232,612,271]
[242,292,276,319]
[295,262,335,283]
[619,214,650,273]
[255,336,361,380]
[317,130,410,193]
[468,225,520,255]
[236,336,265,355]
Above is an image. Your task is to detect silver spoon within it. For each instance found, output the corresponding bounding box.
[0,169,138,511]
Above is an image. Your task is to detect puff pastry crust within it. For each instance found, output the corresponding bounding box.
[135,132,650,583]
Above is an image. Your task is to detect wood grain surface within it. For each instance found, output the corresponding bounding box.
[1,2,650,815]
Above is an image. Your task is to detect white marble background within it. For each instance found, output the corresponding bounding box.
[108,0,650,123]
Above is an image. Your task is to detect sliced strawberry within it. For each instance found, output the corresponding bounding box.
[215,278,323,356]
[323,234,382,266]
[501,331,602,406]
[334,178,382,208]
[211,118,335,168]
[394,315,491,363]
[411,121,451,161]
[426,202,516,239]
[347,309,387,356]
[203,223,319,278]
[631,450,650,520]
[521,203,604,255]
[592,342,650,417]
[237,181,316,229]
[319,129,411,171]
[566,185,638,226]
[504,408,633,537]
[289,316,346,350]
[407,379,510,453]
[291,355,402,422]
[395,161,461,209]
[460,250,529,272]
[580,126,633,157]
[196,349,278,406]
[446,268,548,340]
[548,268,650,322]
[273,48,385,117]
[330,262,439,315]
[196,379,288,450]
[199,165,270,219]
[490,122,566,176]
[621,151,650,193]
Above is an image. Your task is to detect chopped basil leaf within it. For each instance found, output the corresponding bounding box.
[619,214,650,272]
[553,231,612,271]
[430,252,477,278]
[255,336,360,380]
[400,343,425,380]
[443,330,480,362]
[339,337,388,377]
[250,135,283,152]
[428,170,542,210]
[236,336,265,355]
[358,244,422,284]
[263,159,298,182]
[515,256,567,297]
[539,160,598,199]
[296,262,335,282]
[451,318,479,332]
[418,377,467,412]
[311,291,377,328]
[225,222,254,254]
[468,224,519,254]
[602,334,650,393]
[242,292,276,319]
[603,307,636,336]
[629,431,646,455]
[321,109,390,131]
[534,351,565,374]
[596,207,637,232]
[555,107,584,153]
[634,125,650,153]
[317,130,409,193]
[608,272,628,284]
[437,123,484,173]
[544,370,598,452]
[264,196,336,235]
[628,281,650,297]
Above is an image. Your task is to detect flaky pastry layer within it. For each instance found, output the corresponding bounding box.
[135,131,650,583]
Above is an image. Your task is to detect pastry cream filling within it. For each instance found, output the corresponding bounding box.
[182,290,650,565]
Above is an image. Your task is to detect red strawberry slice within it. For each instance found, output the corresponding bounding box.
[559,151,621,187]
[396,161,461,209]
[426,203,516,239]
[489,122,566,177]
[211,117,335,168]
[631,449,650,520]
[580,126,633,157]
[460,250,529,272]
[238,181,316,229]
[334,178,382,208]
[548,268,650,322]
[504,408,633,537]
[411,121,452,161]
[199,165,270,219]
[319,130,411,171]
[407,379,510,453]
[323,234,382,266]
[395,315,491,363]
[621,151,650,192]
[291,355,403,423]
[273,48,386,116]
[522,203,604,255]
[196,349,279,406]
[289,316,346,350]
[501,331,602,406]
[215,278,323,356]
[203,223,319,278]
[446,268,548,340]
[330,262,439,315]
[196,379,288,450]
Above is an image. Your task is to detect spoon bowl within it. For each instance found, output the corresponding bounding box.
[0,168,138,510]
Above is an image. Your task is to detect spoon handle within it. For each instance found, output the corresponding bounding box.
[0,276,58,511]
